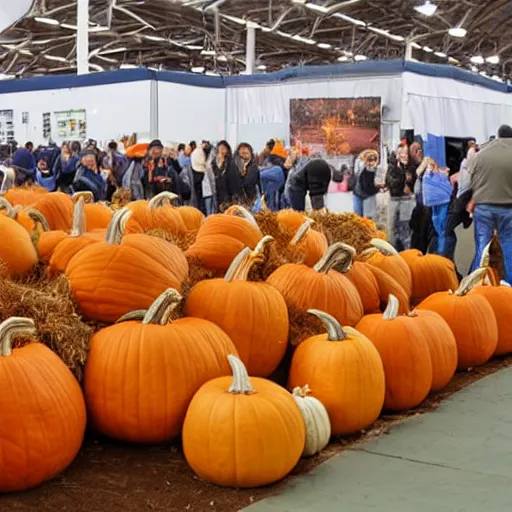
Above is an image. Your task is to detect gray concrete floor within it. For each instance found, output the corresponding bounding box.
[246,368,512,512]
[454,223,474,276]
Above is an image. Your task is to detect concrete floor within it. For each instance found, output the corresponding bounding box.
[246,368,512,512]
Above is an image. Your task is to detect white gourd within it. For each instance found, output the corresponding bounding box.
[292,385,331,457]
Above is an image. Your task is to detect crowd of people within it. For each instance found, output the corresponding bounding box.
[1,125,511,282]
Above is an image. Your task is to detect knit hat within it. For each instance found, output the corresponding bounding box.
[148,139,164,150]
[11,148,36,174]
[270,141,288,160]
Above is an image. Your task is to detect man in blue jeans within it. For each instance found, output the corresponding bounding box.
[470,125,512,282]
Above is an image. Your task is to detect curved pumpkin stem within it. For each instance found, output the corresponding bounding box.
[290,218,314,246]
[479,237,501,287]
[313,243,355,274]
[72,191,94,204]
[0,317,36,357]
[27,209,50,232]
[307,309,346,341]
[382,294,400,320]
[70,197,87,237]
[455,268,488,296]
[224,205,258,226]
[292,384,312,398]
[0,167,16,193]
[371,238,399,256]
[105,207,132,244]
[227,354,254,394]
[142,289,183,326]
[224,236,274,282]
[115,310,147,323]
[0,196,15,218]
[148,191,179,209]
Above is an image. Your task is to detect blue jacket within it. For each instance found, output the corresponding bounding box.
[260,165,286,211]
[422,171,452,207]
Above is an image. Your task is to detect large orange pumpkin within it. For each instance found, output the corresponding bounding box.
[289,309,385,436]
[267,243,364,327]
[359,239,413,298]
[187,213,263,272]
[0,214,38,276]
[72,191,113,231]
[176,205,204,231]
[417,268,498,371]
[288,218,329,267]
[0,196,49,235]
[31,192,74,231]
[356,295,433,411]
[66,208,189,323]
[343,260,381,314]
[183,354,305,488]
[2,184,48,206]
[84,289,237,443]
[0,317,86,492]
[400,249,459,303]
[186,236,288,377]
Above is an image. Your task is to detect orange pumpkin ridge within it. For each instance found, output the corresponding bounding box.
[84,289,238,443]
[267,242,364,327]
[0,214,38,276]
[185,236,289,377]
[182,354,305,488]
[288,218,329,268]
[289,309,385,436]
[0,317,86,492]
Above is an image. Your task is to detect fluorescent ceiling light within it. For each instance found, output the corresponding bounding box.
[34,17,60,26]
[0,73,14,80]
[470,55,484,64]
[423,46,433,53]
[292,34,316,45]
[410,42,422,49]
[186,45,203,50]
[414,1,437,17]
[217,55,228,62]
[449,27,467,38]
[292,0,307,4]
[257,64,267,70]
[492,75,503,82]
[61,23,78,30]
[89,26,109,33]
[201,50,216,56]
[354,54,367,61]
[205,71,220,76]
[434,51,447,58]
[305,3,328,14]
[317,43,332,49]
[144,35,167,42]
[44,54,67,62]
[191,66,205,73]
[338,56,349,62]
[222,15,248,26]
[333,13,366,27]
[120,64,137,69]
[101,47,128,54]
[479,71,488,77]
[368,27,404,42]
[448,56,459,64]
[486,55,500,64]
[470,65,478,72]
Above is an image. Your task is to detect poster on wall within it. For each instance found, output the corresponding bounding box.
[290,97,382,192]
[55,109,87,140]
[0,110,15,144]
[43,112,52,139]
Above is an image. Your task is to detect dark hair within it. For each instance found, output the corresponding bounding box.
[236,142,254,158]
[148,139,164,150]
[266,139,276,151]
[498,125,512,139]
[189,141,197,150]
[178,143,185,152]
[70,141,82,154]
[108,141,118,151]
[216,140,232,156]
[25,141,33,150]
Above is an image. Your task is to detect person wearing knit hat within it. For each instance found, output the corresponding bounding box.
[10,148,36,185]
[270,140,288,160]
[72,149,106,202]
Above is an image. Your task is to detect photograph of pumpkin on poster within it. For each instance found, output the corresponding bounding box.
[289,97,382,194]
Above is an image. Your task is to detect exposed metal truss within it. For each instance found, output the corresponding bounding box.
[0,0,511,80]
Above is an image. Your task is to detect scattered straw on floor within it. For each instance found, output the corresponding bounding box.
[145,228,197,252]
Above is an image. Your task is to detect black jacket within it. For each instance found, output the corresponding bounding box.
[304,159,331,197]
[386,162,416,197]
[212,155,243,206]
[236,158,260,201]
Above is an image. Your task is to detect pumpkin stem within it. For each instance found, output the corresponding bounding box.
[224,205,258,226]
[371,238,399,256]
[292,384,312,398]
[142,289,183,325]
[227,354,254,394]
[455,268,489,296]
[0,317,36,357]
[501,280,511,287]
[307,309,346,341]
[479,239,501,287]
[0,196,15,218]
[382,295,400,320]
[148,191,179,209]
[116,310,147,323]
[105,207,132,244]
[70,197,87,237]
[313,243,355,274]
[27,209,50,232]
[72,191,94,204]
[224,236,274,282]
[289,218,314,246]
[0,167,16,193]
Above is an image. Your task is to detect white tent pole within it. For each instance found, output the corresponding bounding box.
[77,0,90,75]
[245,22,257,74]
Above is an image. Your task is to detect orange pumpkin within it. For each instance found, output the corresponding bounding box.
[31,192,74,231]
[267,243,364,327]
[276,208,307,233]
[187,213,263,272]
[0,196,49,235]
[417,268,498,370]
[287,218,329,267]
[2,184,48,206]
[0,214,38,276]
[356,295,433,411]
[400,249,459,303]
[176,205,204,231]
[183,354,305,488]
[0,317,86,492]
[72,191,113,231]
[344,260,381,314]
[66,208,189,323]
[84,289,237,443]
[186,236,288,377]
[359,239,413,298]
[366,265,410,315]
[289,309,385,436]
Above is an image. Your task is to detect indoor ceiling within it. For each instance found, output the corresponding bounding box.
[0,0,511,80]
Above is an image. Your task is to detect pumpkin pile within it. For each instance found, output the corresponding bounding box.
[0,186,508,492]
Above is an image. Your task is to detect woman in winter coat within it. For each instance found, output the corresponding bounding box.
[211,140,243,210]
[142,139,180,200]
[56,141,81,193]
[235,143,260,203]
[72,150,106,202]
[353,150,381,219]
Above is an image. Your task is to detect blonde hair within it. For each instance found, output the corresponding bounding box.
[416,157,438,177]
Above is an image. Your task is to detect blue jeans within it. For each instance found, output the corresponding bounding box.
[471,204,512,282]
[204,196,214,216]
[431,203,449,255]
[353,194,364,216]
[286,187,306,211]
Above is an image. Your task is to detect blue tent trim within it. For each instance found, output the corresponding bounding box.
[0,59,510,94]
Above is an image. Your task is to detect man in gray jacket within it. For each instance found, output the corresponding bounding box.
[470,125,512,282]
